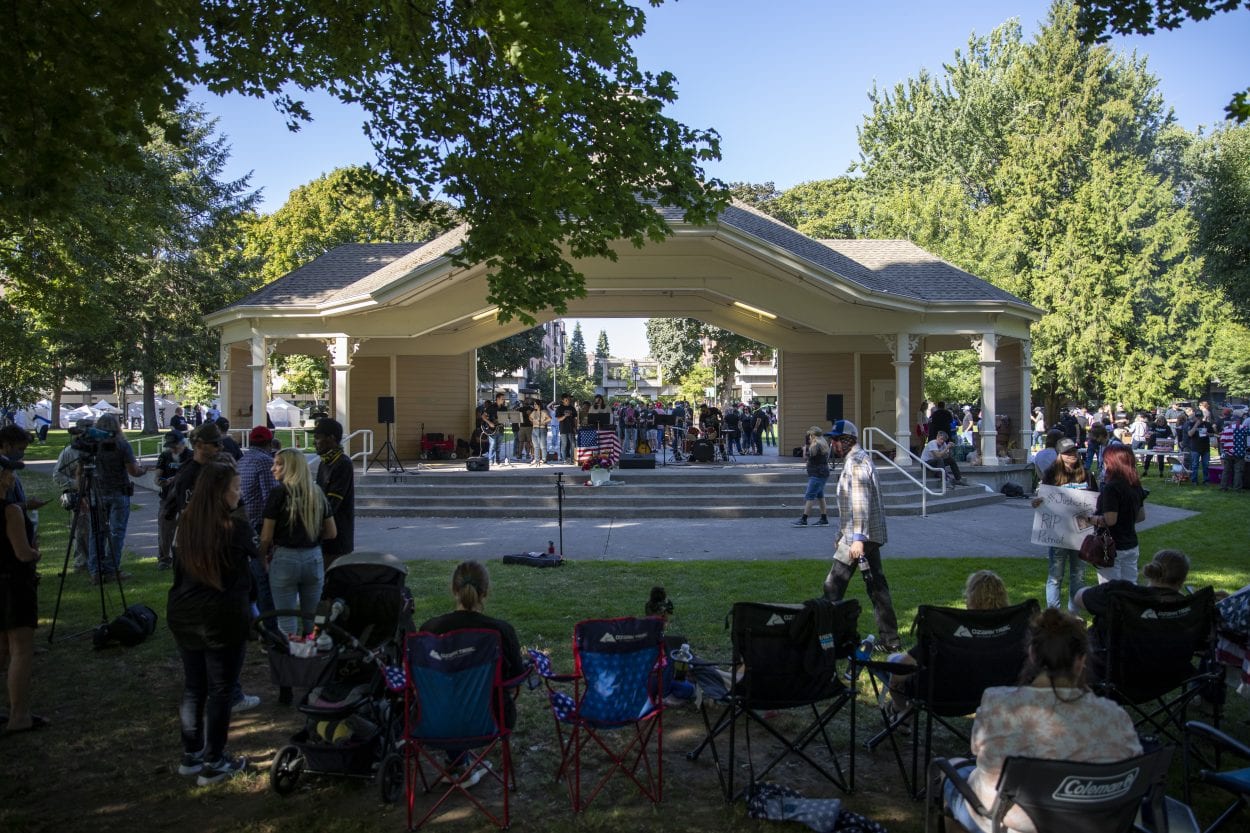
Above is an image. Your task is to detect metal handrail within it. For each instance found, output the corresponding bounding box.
[347,429,374,472]
[861,426,947,517]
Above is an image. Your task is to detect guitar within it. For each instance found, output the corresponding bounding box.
[635,436,652,455]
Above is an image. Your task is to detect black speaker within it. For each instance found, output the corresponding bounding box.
[618,454,656,470]
[691,440,714,462]
[466,456,490,472]
[377,396,395,424]
[825,394,844,423]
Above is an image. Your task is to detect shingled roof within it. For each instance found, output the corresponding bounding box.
[221,202,1027,313]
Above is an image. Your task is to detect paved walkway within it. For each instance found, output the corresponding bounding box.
[112,490,1195,564]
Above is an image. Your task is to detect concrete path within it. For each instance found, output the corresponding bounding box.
[112,491,1195,564]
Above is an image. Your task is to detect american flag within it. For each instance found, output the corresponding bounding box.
[576,429,621,467]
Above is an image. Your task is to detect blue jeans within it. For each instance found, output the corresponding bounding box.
[1046,547,1083,612]
[623,426,637,453]
[1190,451,1209,483]
[942,762,985,833]
[559,432,576,462]
[87,493,131,576]
[179,642,246,759]
[268,546,325,636]
[487,432,504,463]
[728,429,741,455]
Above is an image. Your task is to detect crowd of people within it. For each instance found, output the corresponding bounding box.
[472,393,779,463]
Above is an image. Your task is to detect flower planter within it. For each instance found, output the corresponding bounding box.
[589,467,611,486]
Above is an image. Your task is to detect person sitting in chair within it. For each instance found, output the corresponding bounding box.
[1073,548,1190,683]
[420,561,525,786]
[941,608,1141,833]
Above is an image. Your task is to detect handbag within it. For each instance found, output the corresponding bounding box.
[1078,526,1116,568]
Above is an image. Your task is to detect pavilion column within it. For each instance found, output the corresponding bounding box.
[889,333,920,464]
[327,336,356,434]
[973,333,1000,466]
[1019,339,1034,453]
[218,343,233,425]
[249,332,267,431]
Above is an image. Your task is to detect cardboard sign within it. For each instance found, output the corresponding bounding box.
[1031,484,1099,550]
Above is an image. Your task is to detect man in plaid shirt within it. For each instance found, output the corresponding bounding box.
[822,420,902,652]
[1219,411,1247,491]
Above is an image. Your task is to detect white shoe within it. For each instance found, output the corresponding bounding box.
[231,694,261,713]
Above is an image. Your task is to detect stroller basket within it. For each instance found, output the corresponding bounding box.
[267,650,335,691]
[291,727,382,775]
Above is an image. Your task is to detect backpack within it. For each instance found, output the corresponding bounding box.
[93,603,159,649]
[1000,482,1025,498]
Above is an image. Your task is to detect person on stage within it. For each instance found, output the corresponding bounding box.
[821,419,902,653]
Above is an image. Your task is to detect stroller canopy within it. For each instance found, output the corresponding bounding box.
[324,552,410,648]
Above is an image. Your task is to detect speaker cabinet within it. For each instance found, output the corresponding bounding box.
[825,394,844,423]
[377,396,395,424]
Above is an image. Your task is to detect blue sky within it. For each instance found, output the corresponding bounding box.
[192,0,1250,358]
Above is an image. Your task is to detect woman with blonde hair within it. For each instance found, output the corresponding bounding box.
[260,448,337,636]
[792,426,832,527]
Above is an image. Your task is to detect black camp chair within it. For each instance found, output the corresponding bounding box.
[1092,586,1220,749]
[1183,721,1250,833]
[927,747,1174,833]
[686,598,860,801]
[861,600,1040,798]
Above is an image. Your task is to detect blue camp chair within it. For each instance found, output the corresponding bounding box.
[530,616,666,812]
[400,629,522,830]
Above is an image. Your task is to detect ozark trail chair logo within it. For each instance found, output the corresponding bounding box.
[1052,768,1138,803]
[952,624,1012,638]
[598,631,647,644]
[428,646,475,661]
[765,613,793,627]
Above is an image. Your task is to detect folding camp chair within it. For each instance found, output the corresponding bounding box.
[1093,586,1221,749]
[530,616,666,812]
[861,600,1039,799]
[400,629,522,830]
[927,747,1174,833]
[1183,721,1250,833]
[686,598,860,801]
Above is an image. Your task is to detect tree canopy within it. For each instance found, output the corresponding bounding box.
[1075,0,1249,121]
[645,318,771,402]
[476,326,547,384]
[1,0,726,324]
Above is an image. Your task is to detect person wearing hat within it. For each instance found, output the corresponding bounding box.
[1031,437,1098,612]
[822,419,902,653]
[85,413,147,584]
[154,431,192,568]
[52,418,94,571]
[215,417,243,461]
[313,418,354,571]
[161,421,228,533]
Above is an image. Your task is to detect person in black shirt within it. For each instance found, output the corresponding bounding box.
[1089,446,1146,584]
[927,401,954,441]
[313,418,354,571]
[215,418,243,461]
[555,394,578,464]
[154,431,192,568]
[420,560,526,782]
[1141,414,1173,477]
[1186,410,1213,484]
[1,457,42,734]
[260,448,337,637]
[481,392,505,464]
[166,462,255,785]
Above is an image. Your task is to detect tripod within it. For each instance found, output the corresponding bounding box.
[48,456,127,642]
[553,472,566,557]
[369,421,405,473]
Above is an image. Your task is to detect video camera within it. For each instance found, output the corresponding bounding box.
[67,424,116,456]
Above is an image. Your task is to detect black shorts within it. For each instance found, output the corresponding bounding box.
[0,571,38,630]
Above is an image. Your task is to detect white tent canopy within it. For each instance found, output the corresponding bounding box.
[92,400,121,414]
[64,405,95,427]
[266,397,304,428]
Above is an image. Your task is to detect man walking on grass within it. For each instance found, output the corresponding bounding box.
[822,420,902,653]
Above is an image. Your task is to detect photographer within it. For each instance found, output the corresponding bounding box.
[84,414,147,584]
[53,419,92,571]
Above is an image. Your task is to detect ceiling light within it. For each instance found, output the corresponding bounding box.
[472,308,498,321]
[733,301,777,319]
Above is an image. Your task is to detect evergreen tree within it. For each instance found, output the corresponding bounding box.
[567,323,590,378]
[593,330,611,382]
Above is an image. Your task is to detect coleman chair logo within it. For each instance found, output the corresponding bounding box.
[1052,768,1139,803]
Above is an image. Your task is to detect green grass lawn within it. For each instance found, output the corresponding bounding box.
[2,471,1246,832]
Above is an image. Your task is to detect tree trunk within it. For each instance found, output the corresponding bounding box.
[50,372,64,429]
[142,370,160,434]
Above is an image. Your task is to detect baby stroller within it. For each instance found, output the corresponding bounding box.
[257,552,414,801]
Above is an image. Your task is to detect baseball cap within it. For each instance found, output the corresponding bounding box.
[248,425,274,445]
[827,419,858,439]
[1056,438,1078,455]
[191,422,223,445]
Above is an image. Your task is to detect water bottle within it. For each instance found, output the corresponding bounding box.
[547,540,555,555]
[672,642,693,682]
[855,634,876,664]
[858,554,874,582]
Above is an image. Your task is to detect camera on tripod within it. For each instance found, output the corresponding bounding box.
[67,424,116,458]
